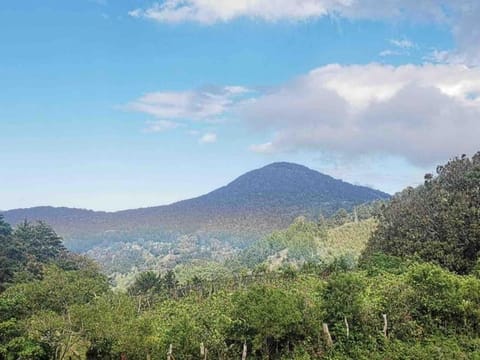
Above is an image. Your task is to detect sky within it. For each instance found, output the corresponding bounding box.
[1,0,480,211]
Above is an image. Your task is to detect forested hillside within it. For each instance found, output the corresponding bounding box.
[2,163,389,253]
[1,152,480,359]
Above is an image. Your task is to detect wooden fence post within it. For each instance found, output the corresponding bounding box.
[322,323,333,347]
[200,342,208,359]
[382,314,388,338]
[242,341,247,360]
[344,316,350,338]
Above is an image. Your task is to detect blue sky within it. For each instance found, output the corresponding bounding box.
[1,0,479,211]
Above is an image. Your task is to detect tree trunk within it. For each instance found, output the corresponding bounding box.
[167,344,173,360]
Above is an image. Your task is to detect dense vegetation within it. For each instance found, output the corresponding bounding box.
[0,218,91,291]
[365,153,480,274]
[1,153,479,359]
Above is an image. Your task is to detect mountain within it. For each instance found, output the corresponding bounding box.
[2,162,389,252]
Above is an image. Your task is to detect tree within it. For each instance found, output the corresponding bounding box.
[331,208,350,226]
[322,272,368,339]
[365,152,480,274]
[0,216,12,238]
[230,285,304,357]
[128,271,161,296]
[0,218,24,290]
[0,220,86,291]
[14,221,65,263]
[26,310,88,360]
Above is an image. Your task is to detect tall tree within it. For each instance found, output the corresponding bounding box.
[365,152,480,274]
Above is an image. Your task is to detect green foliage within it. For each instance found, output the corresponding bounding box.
[323,272,367,323]
[128,271,161,296]
[0,216,12,238]
[0,220,86,291]
[5,247,480,359]
[0,261,109,360]
[324,218,377,260]
[365,152,480,274]
[237,216,377,275]
[330,208,350,226]
[174,260,232,284]
[14,221,65,263]
[231,285,305,356]
[5,265,108,313]
[238,216,327,268]
[2,151,480,360]
[325,336,480,359]
[359,252,412,276]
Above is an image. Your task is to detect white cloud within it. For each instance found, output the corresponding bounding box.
[128,1,464,23]
[129,0,480,65]
[199,132,217,144]
[242,63,480,165]
[129,0,335,24]
[126,86,250,131]
[390,38,415,49]
[379,39,415,57]
[250,142,274,153]
[128,9,143,18]
[144,119,181,132]
[379,50,401,57]
[127,63,480,163]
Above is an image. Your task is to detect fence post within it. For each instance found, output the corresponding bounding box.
[382,314,388,338]
[242,341,247,360]
[344,316,350,338]
[322,323,333,347]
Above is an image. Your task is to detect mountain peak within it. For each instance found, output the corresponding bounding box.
[261,161,310,169]
[213,161,387,201]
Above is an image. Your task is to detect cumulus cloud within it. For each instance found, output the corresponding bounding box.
[126,86,250,134]
[129,0,480,65]
[133,0,480,26]
[129,0,335,23]
[128,0,453,24]
[199,132,217,144]
[243,63,480,165]
[128,63,480,163]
